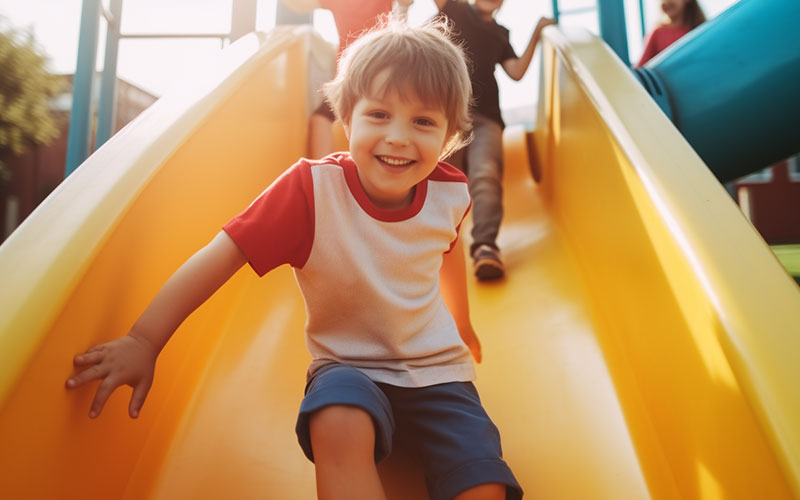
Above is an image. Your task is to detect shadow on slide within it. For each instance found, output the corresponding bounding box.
[1,26,798,499]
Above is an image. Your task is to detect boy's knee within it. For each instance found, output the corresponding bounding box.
[310,405,375,458]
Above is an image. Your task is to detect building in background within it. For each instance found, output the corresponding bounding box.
[735,156,800,244]
[1,74,156,240]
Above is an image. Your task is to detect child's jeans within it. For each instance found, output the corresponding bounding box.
[448,112,505,255]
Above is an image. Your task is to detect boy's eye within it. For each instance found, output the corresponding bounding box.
[368,111,389,119]
[415,118,435,127]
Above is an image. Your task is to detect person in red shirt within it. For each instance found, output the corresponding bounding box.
[636,0,705,67]
[285,0,413,158]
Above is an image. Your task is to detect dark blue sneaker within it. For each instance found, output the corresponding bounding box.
[472,244,505,281]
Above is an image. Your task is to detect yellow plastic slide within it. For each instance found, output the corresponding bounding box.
[1,26,798,499]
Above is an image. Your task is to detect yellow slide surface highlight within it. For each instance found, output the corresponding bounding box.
[1,26,798,499]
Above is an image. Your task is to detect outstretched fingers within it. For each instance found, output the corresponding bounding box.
[66,359,125,418]
[67,336,159,419]
[72,349,105,367]
[65,362,108,389]
[67,345,120,418]
[89,378,119,418]
[129,379,153,419]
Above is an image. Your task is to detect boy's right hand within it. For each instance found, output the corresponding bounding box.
[66,334,157,419]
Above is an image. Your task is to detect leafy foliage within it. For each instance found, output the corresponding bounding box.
[0,23,63,185]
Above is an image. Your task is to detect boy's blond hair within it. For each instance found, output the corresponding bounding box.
[323,17,473,159]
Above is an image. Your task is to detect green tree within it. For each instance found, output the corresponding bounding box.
[0,22,63,185]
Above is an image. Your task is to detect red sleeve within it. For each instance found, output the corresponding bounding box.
[430,160,468,184]
[637,28,660,67]
[223,160,315,276]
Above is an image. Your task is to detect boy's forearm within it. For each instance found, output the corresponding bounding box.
[129,231,247,353]
[439,238,471,328]
[440,238,482,362]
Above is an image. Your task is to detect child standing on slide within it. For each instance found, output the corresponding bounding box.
[435,0,555,281]
[67,18,523,500]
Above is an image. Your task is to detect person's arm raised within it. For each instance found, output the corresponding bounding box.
[66,231,247,418]
[501,17,556,81]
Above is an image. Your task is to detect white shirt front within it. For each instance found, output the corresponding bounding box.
[224,153,474,387]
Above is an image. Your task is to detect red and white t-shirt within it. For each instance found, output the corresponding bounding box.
[223,153,474,387]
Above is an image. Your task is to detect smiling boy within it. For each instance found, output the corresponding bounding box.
[67,19,522,500]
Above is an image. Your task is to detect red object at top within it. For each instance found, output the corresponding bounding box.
[636,24,691,67]
[320,0,394,59]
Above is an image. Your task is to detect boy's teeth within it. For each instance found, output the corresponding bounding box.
[379,156,412,166]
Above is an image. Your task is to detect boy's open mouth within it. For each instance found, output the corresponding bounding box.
[377,155,415,168]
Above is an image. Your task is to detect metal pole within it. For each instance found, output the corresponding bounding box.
[597,0,630,66]
[551,0,559,23]
[65,0,101,178]
[638,0,646,38]
[95,0,123,149]
[231,0,258,41]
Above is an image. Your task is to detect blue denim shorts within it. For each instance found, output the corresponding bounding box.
[295,363,522,500]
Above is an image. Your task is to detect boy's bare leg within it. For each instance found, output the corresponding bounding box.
[454,483,506,499]
[310,405,386,500]
[308,114,335,159]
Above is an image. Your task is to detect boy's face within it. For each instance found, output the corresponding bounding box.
[343,71,449,210]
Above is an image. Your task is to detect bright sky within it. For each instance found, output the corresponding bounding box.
[0,0,738,110]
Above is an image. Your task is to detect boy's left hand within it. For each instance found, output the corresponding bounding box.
[459,324,482,363]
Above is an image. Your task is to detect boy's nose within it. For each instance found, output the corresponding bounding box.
[384,126,410,147]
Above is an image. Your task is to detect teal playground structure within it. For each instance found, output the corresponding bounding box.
[64,0,258,177]
[634,0,800,182]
